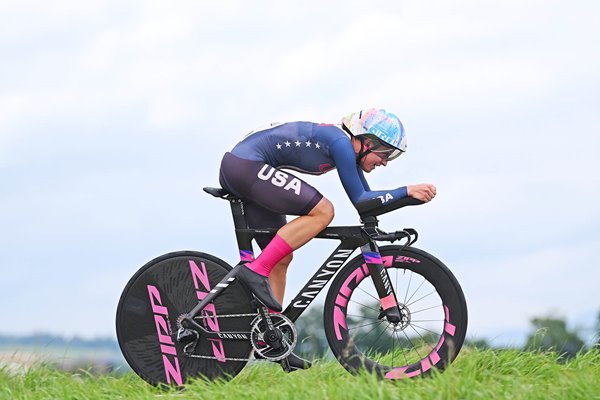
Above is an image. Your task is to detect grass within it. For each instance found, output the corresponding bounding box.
[1,349,600,400]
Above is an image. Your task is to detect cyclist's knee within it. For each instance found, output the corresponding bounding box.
[311,197,334,226]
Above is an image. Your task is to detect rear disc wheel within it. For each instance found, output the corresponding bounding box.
[116,251,254,386]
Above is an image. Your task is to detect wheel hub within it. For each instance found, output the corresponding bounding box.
[393,303,411,330]
[379,303,412,331]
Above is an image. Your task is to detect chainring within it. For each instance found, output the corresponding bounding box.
[250,314,297,361]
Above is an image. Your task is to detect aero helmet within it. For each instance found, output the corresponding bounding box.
[341,108,406,161]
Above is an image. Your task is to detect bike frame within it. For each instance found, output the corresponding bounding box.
[181,191,416,335]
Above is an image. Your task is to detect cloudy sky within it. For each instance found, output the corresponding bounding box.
[1,0,599,346]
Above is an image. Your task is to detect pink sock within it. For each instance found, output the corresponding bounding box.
[246,235,293,277]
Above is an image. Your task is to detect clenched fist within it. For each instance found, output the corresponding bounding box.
[407,184,437,202]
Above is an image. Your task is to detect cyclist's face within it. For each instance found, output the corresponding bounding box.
[360,139,391,172]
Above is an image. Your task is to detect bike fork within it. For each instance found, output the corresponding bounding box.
[360,242,403,323]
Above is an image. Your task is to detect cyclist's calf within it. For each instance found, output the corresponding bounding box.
[270,253,293,303]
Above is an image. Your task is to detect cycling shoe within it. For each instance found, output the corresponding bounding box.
[236,265,282,312]
[254,352,312,372]
[280,352,312,372]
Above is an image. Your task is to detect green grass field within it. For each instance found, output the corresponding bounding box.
[2,349,599,400]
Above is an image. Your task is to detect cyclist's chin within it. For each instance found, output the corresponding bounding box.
[361,164,377,173]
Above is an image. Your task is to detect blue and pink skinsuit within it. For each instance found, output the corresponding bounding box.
[219,121,409,249]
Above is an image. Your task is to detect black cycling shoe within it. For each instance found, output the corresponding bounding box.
[254,352,312,372]
[280,352,312,372]
[235,265,282,312]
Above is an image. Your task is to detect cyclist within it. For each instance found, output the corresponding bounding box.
[218,108,436,370]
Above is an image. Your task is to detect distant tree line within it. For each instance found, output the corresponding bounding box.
[481,310,599,358]
[292,307,600,360]
[2,309,598,363]
[0,333,120,351]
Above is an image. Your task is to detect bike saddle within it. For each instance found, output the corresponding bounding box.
[203,186,233,199]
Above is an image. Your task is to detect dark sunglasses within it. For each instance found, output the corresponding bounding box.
[365,138,403,161]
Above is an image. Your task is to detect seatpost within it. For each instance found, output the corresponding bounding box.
[229,197,255,262]
[229,197,247,230]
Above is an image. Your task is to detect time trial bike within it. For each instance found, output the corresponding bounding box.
[115,187,468,386]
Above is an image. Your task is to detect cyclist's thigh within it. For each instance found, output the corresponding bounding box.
[219,152,323,216]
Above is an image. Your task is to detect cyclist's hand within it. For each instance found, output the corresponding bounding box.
[407,184,437,203]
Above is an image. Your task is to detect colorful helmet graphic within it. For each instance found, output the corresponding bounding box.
[341,108,407,160]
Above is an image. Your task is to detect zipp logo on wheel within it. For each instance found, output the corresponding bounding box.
[147,285,183,386]
[257,165,302,195]
[189,260,226,362]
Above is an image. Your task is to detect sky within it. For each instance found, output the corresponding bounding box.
[1,0,599,347]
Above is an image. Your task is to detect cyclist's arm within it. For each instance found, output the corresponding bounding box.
[356,167,371,191]
[330,138,408,208]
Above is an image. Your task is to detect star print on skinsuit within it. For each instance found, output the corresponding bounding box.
[275,141,322,151]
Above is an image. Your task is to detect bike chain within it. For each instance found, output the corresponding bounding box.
[183,348,253,362]
[181,312,271,362]
[193,312,259,320]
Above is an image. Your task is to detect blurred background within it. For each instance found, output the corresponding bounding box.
[1,0,599,372]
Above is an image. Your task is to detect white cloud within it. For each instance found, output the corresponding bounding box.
[1,0,599,340]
